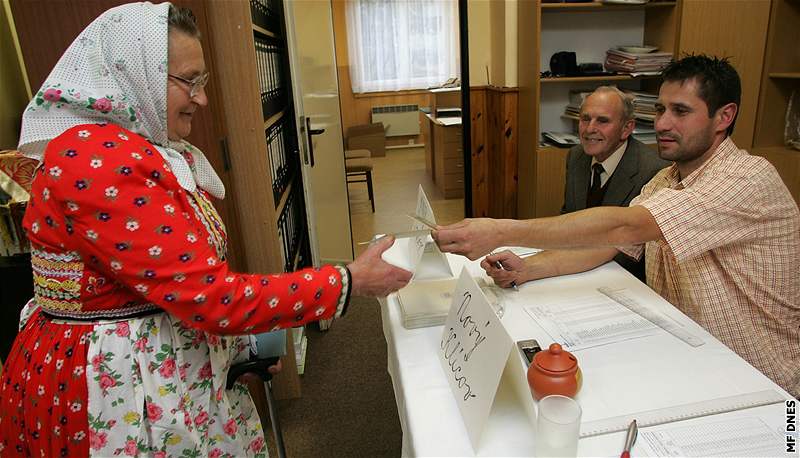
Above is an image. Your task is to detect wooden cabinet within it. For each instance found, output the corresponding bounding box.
[517,0,681,218]
[674,0,799,206]
[751,0,800,205]
[677,0,771,150]
[204,0,312,399]
[433,123,465,199]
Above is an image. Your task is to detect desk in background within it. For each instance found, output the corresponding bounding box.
[421,113,463,199]
[380,255,794,456]
[421,87,464,199]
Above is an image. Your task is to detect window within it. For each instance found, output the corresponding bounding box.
[346,0,459,93]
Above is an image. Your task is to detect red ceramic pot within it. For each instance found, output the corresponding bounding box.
[527,343,582,400]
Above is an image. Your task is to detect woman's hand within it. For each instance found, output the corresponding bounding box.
[347,236,413,297]
[481,250,527,289]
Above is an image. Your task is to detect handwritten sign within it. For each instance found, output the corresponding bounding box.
[439,267,513,449]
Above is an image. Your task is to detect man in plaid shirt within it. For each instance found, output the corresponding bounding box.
[433,55,800,397]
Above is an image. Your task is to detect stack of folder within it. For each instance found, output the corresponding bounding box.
[605,48,672,74]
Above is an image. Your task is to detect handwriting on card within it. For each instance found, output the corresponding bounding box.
[440,291,492,401]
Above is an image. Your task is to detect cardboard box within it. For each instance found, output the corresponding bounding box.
[347,122,386,157]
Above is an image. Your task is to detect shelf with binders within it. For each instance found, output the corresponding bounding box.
[276,184,309,273]
[253,32,289,122]
[249,0,281,37]
[266,114,300,208]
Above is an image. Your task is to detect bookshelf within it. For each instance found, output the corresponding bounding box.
[205,0,312,399]
[517,0,681,218]
[752,0,800,205]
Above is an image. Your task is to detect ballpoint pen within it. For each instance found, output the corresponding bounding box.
[490,253,518,291]
[620,419,638,458]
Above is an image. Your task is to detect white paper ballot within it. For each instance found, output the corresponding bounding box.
[380,185,452,279]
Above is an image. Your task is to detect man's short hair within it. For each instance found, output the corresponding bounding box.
[661,54,741,135]
[589,86,635,122]
[168,5,201,39]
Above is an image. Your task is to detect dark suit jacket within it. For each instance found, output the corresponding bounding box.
[561,138,670,281]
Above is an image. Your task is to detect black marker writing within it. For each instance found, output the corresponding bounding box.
[441,327,476,401]
[456,292,489,361]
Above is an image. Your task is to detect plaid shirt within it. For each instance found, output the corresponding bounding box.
[622,138,800,396]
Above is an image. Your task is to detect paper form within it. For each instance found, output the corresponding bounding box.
[523,293,659,351]
[639,417,785,457]
[437,117,462,126]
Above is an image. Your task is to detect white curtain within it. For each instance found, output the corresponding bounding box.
[346,0,459,93]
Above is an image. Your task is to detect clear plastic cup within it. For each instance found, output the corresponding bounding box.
[535,395,582,457]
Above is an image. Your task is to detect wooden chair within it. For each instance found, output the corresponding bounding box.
[345,150,375,212]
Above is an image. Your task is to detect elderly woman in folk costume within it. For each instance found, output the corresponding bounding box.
[0,2,411,456]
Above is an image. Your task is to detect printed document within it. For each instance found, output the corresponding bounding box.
[639,417,785,457]
[523,292,658,351]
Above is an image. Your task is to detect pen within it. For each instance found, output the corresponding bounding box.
[620,419,637,458]
[491,254,518,291]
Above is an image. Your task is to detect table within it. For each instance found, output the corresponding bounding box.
[380,254,794,456]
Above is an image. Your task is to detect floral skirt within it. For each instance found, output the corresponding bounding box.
[0,306,267,457]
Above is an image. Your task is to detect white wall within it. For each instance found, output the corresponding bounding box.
[468,0,517,88]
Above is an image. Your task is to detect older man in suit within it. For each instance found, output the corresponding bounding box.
[562,86,669,280]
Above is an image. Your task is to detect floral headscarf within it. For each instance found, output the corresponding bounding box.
[17,1,225,199]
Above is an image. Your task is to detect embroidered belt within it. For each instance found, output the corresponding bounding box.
[31,247,162,321]
[40,303,163,322]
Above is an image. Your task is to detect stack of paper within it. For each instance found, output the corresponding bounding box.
[632,124,657,145]
[605,49,672,73]
[542,132,580,148]
[562,90,593,121]
[396,278,458,329]
[624,90,659,144]
[625,90,658,121]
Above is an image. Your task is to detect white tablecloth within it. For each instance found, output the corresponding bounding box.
[380,255,794,457]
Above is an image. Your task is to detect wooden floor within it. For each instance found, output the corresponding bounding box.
[348,146,464,256]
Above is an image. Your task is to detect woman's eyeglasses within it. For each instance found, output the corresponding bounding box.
[168,72,210,98]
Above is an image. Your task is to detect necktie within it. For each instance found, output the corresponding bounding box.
[587,163,605,208]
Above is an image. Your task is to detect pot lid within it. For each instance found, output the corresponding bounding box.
[533,343,577,373]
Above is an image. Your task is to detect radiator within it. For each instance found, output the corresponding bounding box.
[371,104,420,137]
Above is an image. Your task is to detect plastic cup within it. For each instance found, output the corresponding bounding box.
[535,395,582,457]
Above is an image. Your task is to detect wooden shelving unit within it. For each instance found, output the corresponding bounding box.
[541,1,676,12]
[769,72,800,80]
[252,23,277,38]
[752,0,800,205]
[541,74,661,84]
[517,0,682,218]
[206,0,312,400]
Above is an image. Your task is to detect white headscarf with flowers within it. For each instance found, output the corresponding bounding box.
[17,1,225,199]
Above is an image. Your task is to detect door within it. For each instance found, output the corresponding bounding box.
[284,0,354,265]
